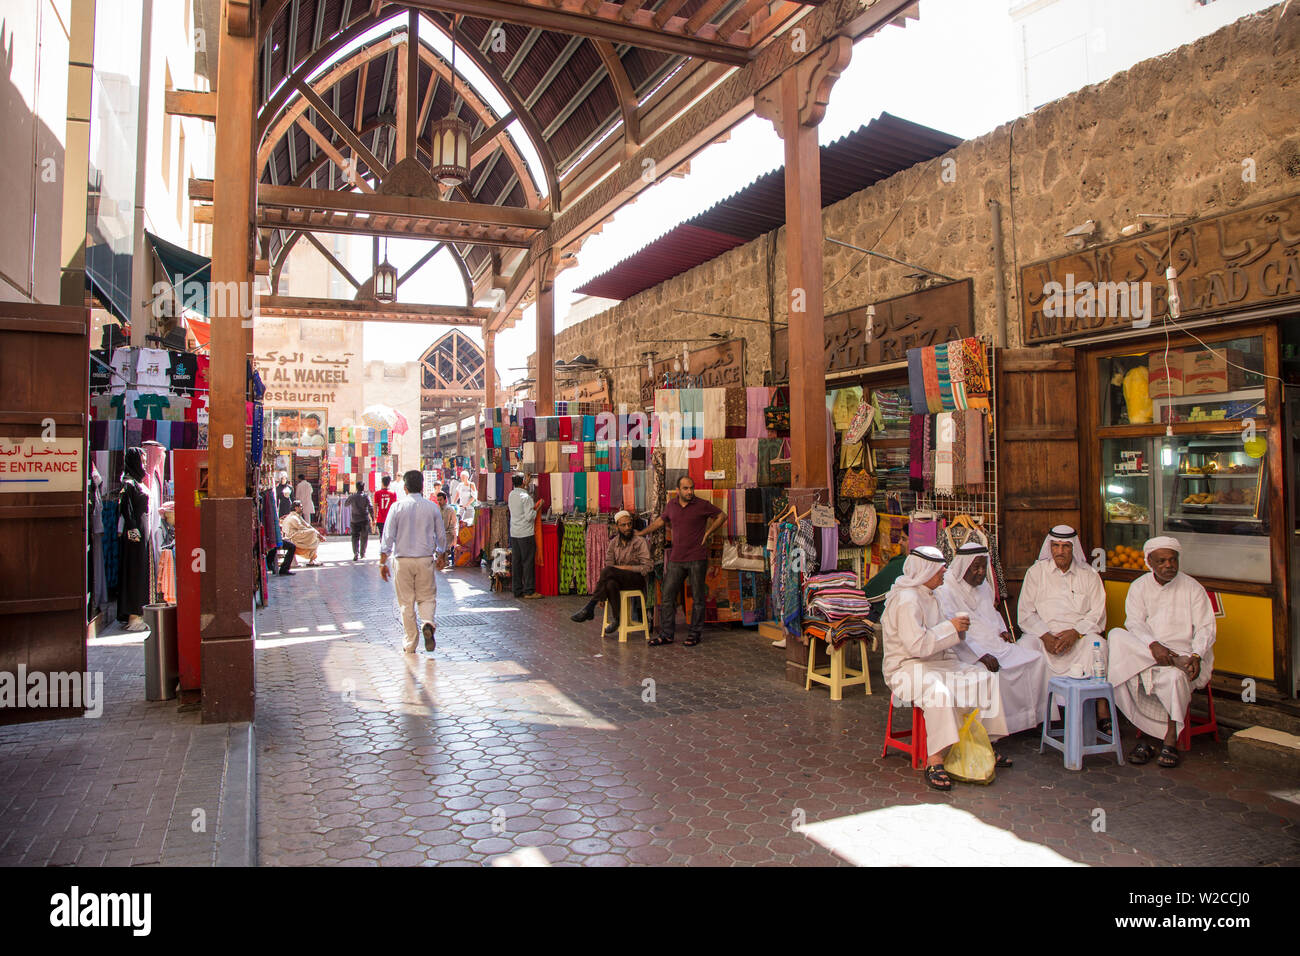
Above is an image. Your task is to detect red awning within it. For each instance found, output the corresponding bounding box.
[186,317,211,351]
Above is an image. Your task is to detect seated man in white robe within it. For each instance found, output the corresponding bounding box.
[936,542,1047,738]
[1108,536,1215,769]
[1018,525,1112,732]
[881,546,1011,792]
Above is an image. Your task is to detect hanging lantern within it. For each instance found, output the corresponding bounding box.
[431,15,473,188]
[374,257,398,302]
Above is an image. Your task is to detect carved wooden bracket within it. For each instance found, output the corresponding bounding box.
[227,0,254,37]
[533,247,559,293]
[753,35,853,135]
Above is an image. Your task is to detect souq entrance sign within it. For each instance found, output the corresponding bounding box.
[1020,194,1300,345]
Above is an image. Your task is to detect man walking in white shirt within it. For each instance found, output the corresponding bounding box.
[294,474,315,524]
[379,470,447,653]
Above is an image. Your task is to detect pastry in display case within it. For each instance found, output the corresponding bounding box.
[1101,439,1152,564]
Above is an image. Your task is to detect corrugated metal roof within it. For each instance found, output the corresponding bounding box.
[575,112,962,301]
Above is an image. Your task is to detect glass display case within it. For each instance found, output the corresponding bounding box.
[1158,433,1270,582]
[1100,433,1270,582]
[1098,335,1267,427]
[1101,438,1154,572]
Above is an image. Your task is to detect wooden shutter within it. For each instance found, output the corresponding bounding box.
[996,347,1082,605]
[0,302,90,723]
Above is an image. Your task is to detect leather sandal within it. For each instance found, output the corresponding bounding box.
[647,636,674,646]
[1129,740,1156,765]
[924,765,952,791]
[1157,745,1180,768]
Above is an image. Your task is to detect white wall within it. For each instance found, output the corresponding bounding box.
[0,0,70,303]
[1010,0,1281,112]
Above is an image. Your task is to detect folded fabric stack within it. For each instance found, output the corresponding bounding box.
[804,617,876,650]
[802,571,873,626]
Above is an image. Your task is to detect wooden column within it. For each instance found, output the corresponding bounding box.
[484,329,497,410]
[398,10,417,162]
[534,249,556,415]
[755,37,850,494]
[200,0,258,724]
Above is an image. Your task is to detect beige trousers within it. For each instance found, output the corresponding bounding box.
[393,555,437,651]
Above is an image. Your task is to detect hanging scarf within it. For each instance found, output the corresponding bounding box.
[948,341,968,411]
[936,342,955,412]
[585,472,599,515]
[907,348,927,416]
[952,405,968,493]
[703,388,727,439]
[965,408,986,492]
[922,346,943,414]
[935,411,955,497]
[725,387,747,434]
[746,387,772,438]
[961,338,991,410]
[735,438,759,488]
[819,525,839,573]
[711,438,736,488]
[922,414,935,493]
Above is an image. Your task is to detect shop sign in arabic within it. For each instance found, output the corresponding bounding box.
[639,339,745,406]
[0,438,83,493]
[1020,194,1300,345]
[771,280,973,381]
[569,377,610,404]
[253,350,356,386]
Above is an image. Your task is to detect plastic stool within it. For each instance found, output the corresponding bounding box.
[602,589,649,643]
[1039,676,1124,771]
[1177,684,1219,752]
[805,633,872,700]
[882,698,927,769]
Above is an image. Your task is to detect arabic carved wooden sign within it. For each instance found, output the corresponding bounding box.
[771,279,973,382]
[569,376,610,404]
[638,338,745,406]
[1020,194,1300,345]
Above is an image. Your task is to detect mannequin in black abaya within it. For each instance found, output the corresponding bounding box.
[117,446,151,630]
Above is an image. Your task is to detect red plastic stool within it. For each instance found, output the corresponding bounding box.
[1176,684,1219,752]
[882,698,927,769]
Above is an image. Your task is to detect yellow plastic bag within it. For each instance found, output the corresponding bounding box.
[1123,365,1153,424]
[945,710,996,785]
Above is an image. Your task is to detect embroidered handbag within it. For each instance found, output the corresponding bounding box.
[850,502,878,546]
[768,438,792,484]
[839,444,877,499]
[844,397,876,444]
[764,405,790,433]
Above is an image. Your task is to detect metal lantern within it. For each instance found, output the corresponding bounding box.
[374,258,398,302]
[431,14,472,188]
[429,114,472,187]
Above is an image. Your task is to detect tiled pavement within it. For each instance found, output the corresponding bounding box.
[0,631,247,866]
[256,540,1300,867]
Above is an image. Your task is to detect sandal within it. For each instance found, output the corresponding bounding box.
[1129,740,1156,765]
[683,635,701,647]
[647,636,674,646]
[994,752,1013,769]
[924,765,952,791]
[1098,717,1113,736]
[1157,745,1180,768]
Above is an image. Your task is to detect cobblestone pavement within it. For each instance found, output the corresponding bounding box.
[257,539,1300,867]
[0,631,245,866]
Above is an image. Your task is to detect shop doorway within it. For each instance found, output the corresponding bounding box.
[1286,352,1300,698]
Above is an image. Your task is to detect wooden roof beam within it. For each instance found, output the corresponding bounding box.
[405,0,751,65]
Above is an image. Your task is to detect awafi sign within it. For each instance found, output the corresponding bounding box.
[1020,194,1300,345]
[771,279,973,381]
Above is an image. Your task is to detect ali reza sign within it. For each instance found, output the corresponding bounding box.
[771,279,973,381]
[639,338,745,406]
[1020,194,1300,345]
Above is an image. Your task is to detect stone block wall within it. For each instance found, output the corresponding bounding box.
[538,4,1300,403]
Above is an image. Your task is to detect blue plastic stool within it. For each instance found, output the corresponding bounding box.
[1039,676,1125,771]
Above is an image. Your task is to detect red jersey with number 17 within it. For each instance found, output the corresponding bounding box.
[374,488,397,523]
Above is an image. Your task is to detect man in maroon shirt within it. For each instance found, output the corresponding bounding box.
[638,476,726,647]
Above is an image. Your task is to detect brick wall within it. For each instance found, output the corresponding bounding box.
[537,4,1300,403]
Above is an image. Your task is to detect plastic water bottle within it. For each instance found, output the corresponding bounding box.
[1092,640,1106,680]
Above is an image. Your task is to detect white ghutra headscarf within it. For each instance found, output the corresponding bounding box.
[886,546,948,598]
[942,542,995,613]
[1036,524,1088,568]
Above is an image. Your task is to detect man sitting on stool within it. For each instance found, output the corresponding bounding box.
[572,511,653,637]
[1108,536,1215,769]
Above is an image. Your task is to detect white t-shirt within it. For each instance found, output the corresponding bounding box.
[136,348,172,391]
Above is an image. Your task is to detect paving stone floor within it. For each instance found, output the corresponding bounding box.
[256,539,1300,867]
[0,630,243,866]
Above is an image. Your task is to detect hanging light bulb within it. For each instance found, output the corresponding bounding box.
[1165,266,1181,320]
[865,304,876,344]
[374,237,397,302]
[429,15,472,188]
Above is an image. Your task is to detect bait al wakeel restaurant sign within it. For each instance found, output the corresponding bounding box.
[1020,194,1300,345]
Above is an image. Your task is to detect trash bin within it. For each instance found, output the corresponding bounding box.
[143,603,179,701]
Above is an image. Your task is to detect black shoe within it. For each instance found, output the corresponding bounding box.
[352,555,359,561]
[571,605,595,623]
[603,621,621,637]
[422,622,436,652]
[278,569,295,576]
